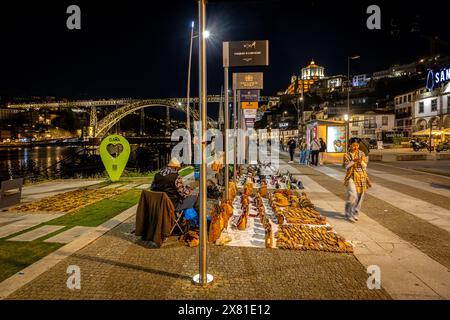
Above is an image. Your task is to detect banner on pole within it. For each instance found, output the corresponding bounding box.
[233,73,263,90]
[243,109,257,118]
[239,89,260,102]
[223,40,269,67]
[241,101,258,109]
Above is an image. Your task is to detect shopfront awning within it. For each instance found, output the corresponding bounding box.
[412,129,444,136]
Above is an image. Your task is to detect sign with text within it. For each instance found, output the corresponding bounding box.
[241,101,258,110]
[243,109,257,118]
[100,134,131,182]
[233,73,263,90]
[239,89,260,102]
[223,40,269,67]
[245,118,255,128]
[426,66,450,90]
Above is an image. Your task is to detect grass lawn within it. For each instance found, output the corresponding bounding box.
[0,169,193,283]
[0,189,142,283]
[180,166,194,177]
[0,241,64,282]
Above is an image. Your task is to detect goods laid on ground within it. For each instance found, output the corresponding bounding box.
[216,170,353,254]
[9,188,125,213]
[276,225,353,253]
[237,167,304,191]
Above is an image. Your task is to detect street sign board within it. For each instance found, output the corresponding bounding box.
[223,40,269,67]
[239,89,260,102]
[241,101,258,109]
[245,118,255,128]
[233,73,263,90]
[243,109,257,118]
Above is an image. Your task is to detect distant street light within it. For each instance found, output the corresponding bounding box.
[203,30,210,38]
[347,55,360,150]
[344,114,349,151]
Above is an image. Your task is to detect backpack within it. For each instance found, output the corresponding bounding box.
[359,140,370,156]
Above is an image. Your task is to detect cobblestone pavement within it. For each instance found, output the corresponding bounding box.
[294,163,450,269]
[7,217,390,300]
[7,155,450,300]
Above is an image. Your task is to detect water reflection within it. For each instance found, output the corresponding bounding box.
[0,146,80,181]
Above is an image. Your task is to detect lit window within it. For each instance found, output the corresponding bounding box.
[431,99,437,111]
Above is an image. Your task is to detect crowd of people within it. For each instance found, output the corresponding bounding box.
[282,137,327,166]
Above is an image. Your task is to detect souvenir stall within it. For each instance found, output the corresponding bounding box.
[207,167,353,253]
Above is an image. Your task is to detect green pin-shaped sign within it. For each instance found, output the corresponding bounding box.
[99,134,130,182]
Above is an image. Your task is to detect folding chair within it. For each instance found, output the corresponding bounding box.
[170,210,188,236]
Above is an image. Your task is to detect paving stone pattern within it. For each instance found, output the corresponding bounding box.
[8,217,390,300]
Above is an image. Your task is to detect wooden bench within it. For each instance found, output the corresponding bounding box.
[0,178,23,209]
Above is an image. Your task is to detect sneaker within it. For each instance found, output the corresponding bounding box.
[353,216,359,221]
[347,216,356,223]
[288,161,294,164]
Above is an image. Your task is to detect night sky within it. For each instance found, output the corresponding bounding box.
[0,0,449,100]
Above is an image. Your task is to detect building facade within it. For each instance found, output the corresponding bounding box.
[286,60,325,95]
[413,82,450,131]
[394,87,425,136]
[329,111,395,141]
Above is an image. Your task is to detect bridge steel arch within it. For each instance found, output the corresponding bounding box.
[95,99,216,139]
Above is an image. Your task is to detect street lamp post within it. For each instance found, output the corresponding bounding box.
[193,0,213,287]
[186,21,195,161]
[187,22,210,163]
[344,114,349,150]
[347,55,360,149]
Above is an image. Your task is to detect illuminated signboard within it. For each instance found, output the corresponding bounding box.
[326,126,346,153]
[426,67,450,90]
[223,40,269,67]
[233,73,263,90]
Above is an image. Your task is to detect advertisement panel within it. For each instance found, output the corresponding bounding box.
[223,40,269,67]
[239,89,260,102]
[241,101,258,109]
[326,126,346,153]
[243,109,257,118]
[233,73,263,90]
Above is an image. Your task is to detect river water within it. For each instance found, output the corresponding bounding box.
[0,146,81,181]
[0,143,173,182]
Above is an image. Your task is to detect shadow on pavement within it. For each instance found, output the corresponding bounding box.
[72,252,193,281]
[430,183,450,190]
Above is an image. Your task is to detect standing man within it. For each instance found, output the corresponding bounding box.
[343,141,371,222]
[287,137,296,163]
[319,137,327,165]
[310,137,321,166]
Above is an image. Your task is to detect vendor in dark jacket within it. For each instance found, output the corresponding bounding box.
[151,158,199,213]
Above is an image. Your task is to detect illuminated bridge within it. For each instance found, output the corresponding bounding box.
[8,96,279,139]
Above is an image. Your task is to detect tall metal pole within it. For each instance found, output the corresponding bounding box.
[186,21,194,161]
[346,57,350,151]
[194,0,211,287]
[233,88,237,182]
[224,67,229,200]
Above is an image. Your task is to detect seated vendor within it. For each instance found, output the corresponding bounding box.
[151,157,199,214]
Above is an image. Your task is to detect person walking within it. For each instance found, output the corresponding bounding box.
[310,137,320,166]
[299,139,306,164]
[287,137,296,163]
[319,137,327,165]
[343,141,371,222]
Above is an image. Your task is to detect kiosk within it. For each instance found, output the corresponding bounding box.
[306,120,346,164]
